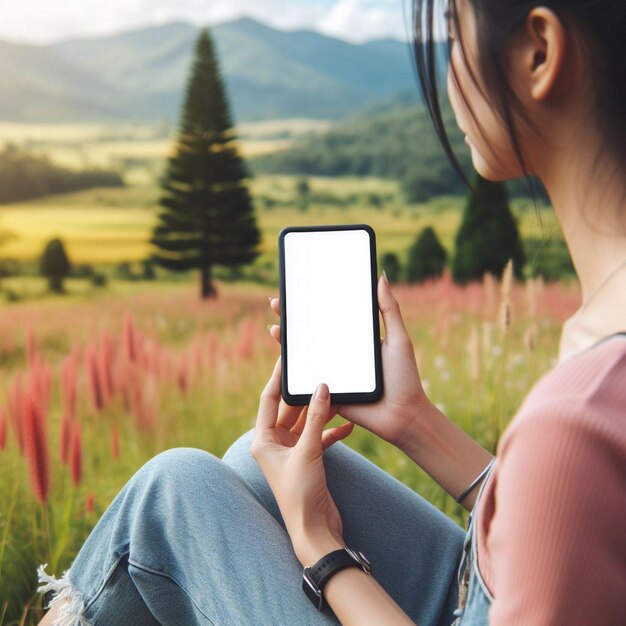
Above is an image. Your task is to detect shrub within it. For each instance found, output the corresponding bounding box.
[381,253,402,284]
[40,238,71,293]
[115,262,133,281]
[406,227,447,283]
[142,260,156,281]
[91,272,108,288]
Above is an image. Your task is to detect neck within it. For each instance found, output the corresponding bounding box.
[536,130,626,362]
[539,138,626,303]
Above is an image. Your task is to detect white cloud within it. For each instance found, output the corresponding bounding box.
[318,0,411,43]
[0,0,409,45]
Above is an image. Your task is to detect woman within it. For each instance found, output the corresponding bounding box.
[38,1,625,624]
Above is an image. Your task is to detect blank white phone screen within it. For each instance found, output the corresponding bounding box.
[284,229,376,395]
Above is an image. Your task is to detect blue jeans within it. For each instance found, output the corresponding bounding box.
[38,428,467,625]
[450,464,494,626]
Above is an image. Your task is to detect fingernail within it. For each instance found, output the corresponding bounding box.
[315,383,329,401]
[382,270,390,287]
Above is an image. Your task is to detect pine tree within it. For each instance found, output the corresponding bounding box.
[150,29,261,299]
[406,226,447,283]
[452,174,525,284]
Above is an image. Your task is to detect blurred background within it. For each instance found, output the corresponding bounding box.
[0,1,580,623]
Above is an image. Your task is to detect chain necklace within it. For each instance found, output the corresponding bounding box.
[580,258,626,310]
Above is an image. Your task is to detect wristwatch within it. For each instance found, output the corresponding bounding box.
[302,547,372,611]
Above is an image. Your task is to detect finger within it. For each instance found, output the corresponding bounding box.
[289,406,309,436]
[270,297,280,317]
[299,383,330,450]
[378,275,410,345]
[291,406,337,435]
[255,356,282,434]
[291,402,337,436]
[322,422,355,450]
[276,400,304,430]
[268,324,281,343]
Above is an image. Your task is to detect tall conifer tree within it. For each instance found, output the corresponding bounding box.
[151,28,260,298]
[452,174,525,284]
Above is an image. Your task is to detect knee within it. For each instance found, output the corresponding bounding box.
[133,447,225,498]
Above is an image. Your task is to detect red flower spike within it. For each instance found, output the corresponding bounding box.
[70,420,82,487]
[22,394,50,505]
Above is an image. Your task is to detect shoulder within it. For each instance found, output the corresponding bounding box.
[536,333,625,402]
[498,335,626,457]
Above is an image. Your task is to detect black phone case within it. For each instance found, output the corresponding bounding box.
[278,224,384,406]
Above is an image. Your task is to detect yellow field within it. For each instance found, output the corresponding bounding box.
[0,176,559,268]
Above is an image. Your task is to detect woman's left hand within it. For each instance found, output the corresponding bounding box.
[251,356,355,565]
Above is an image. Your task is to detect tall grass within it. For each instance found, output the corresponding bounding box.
[0,277,579,624]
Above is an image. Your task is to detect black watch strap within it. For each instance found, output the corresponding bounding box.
[311,549,358,590]
[303,547,372,611]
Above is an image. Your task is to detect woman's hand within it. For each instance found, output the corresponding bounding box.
[251,356,354,565]
[268,275,429,451]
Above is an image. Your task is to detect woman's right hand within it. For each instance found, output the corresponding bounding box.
[268,275,431,451]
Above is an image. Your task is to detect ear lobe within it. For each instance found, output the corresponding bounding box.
[526,8,566,102]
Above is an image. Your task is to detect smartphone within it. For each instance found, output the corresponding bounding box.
[278,224,383,406]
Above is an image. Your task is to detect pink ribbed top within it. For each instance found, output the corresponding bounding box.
[475,334,626,624]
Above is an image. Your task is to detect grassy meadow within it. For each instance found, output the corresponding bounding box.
[0,123,580,625]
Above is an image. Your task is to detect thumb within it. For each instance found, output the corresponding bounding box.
[378,274,410,344]
[300,383,331,451]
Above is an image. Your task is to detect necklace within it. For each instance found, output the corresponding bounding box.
[581,258,626,310]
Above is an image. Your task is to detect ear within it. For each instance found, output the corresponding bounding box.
[520,7,567,102]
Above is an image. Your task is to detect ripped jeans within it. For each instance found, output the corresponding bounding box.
[38,428,468,625]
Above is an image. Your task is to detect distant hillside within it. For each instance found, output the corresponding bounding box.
[0,145,124,204]
[0,19,418,123]
[252,102,473,202]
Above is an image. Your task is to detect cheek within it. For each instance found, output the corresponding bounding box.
[470,115,525,181]
[447,54,523,181]
[447,50,469,131]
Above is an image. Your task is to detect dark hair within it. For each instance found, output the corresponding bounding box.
[412,0,626,185]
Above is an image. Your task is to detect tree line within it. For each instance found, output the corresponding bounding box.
[0,145,124,204]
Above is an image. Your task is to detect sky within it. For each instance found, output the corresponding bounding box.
[0,0,414,45]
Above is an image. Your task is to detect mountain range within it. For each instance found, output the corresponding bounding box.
[0,18,419,124]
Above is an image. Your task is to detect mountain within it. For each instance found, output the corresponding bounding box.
[0,19,418,124]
